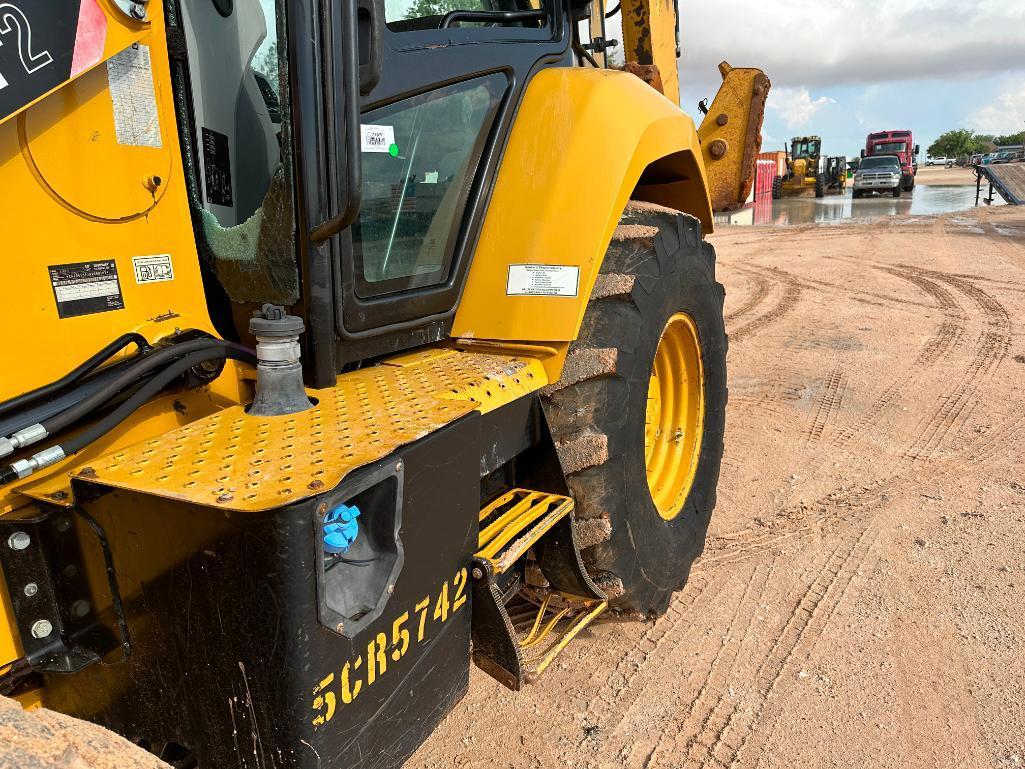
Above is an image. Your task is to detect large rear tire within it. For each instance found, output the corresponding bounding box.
[543,202,727,618]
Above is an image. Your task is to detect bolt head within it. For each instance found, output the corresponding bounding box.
[716,113,729,127]
[471,567,484,580]
[31,619,53,639]
[72,600,91,618]
[129,2,146,19]
[335,622,345,634]
[64,564,77,578]
[387,584,394,594]
[23,583,38,597]
[7,532,30,551]
[709,139,729,159]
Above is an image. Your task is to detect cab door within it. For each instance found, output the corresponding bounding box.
[319,0,574,364]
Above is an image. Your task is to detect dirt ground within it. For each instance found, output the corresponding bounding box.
[917,165,978,186]
[413,204,1025,768]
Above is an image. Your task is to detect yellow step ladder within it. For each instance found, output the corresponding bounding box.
[471,489,607,690]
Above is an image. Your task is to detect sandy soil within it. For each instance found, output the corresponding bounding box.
[917,165,978,185]
[413,204,1025,768]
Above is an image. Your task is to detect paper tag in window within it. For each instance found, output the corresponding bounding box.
[361,124,395,153]
[506,265,579,297]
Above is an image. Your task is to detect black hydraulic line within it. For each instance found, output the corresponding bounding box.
[38,339,249,438]
[604,2,620,17]
[60,348,255,455]
[0,347,256,485]
[0,333,149,418]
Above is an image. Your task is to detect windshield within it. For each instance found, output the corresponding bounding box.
[873,141,907,154]
[860,156,901,170]
[792,140,820,159]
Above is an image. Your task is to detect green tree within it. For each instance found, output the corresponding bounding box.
[927,129,990,160]
[404,0,466,18]
[993,132,1025,147]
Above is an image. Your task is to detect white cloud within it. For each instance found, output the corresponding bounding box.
[768,88,836,129]
[971,84,1025,136]
[677,0,1025,92]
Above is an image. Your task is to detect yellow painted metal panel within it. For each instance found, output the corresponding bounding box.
[697,64,771,212]
[67,350,548,513]
[450,68,710,348]
[0,1,216,403]
[620,0,680,104]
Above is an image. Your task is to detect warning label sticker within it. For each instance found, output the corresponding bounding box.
[132,254,174,284]
[506,264,579,297]
[202,127,233,207]
[107,44,162,148]
[49,260,124,319]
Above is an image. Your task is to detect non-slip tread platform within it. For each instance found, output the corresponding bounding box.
[67,349,546,512]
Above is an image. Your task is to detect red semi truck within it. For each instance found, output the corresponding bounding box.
[863,130,920,192]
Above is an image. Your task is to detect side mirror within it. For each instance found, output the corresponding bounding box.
[914,144,920,155]
[860,149,865,159]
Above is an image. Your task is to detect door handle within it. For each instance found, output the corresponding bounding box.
[311,0,362,244]
[358,0,384,96]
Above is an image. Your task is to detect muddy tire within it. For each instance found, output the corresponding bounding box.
[542,202,727,618]
[815,175,825,198]
[772,176,782,200]
[892,185,902,198]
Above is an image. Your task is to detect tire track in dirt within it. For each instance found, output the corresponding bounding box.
[901,268,1012,462]
[726,271,772,323]
[702,403,1025,581]
[584,572,718,735]
[676,524,880,768]
[826,267,967,453]
[729,267,803,343]
[626,561,776,767]
[805,361,848,443]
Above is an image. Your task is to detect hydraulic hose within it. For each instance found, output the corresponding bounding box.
[0,333,148,419]
[1,338,251,458]
[0,347,257,485]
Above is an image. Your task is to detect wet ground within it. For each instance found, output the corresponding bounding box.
[738,184,1005,227]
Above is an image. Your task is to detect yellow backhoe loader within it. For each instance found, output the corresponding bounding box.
[0,0,767,765]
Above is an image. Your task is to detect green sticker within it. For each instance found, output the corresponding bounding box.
[388,143,399,157]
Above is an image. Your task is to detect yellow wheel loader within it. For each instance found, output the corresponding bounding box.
[0,0,767,765]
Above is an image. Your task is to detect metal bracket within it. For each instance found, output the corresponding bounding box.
[0,506,130,673]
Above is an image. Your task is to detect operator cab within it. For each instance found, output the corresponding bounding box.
[173,0,591,386]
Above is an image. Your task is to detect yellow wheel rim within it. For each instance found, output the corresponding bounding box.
[644,312,705,521]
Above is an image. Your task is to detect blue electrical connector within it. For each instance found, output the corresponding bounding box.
[323,502,361,554]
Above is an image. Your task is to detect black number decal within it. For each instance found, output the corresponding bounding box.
[0,4,54,77]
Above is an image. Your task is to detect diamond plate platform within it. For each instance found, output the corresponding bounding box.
[69,349,547,512]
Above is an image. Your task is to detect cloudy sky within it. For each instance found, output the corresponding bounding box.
[668,0,1025,159]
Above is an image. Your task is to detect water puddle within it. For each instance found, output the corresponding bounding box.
[721,185,1006,227]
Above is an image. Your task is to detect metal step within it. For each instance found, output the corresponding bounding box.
[470,489,607,690]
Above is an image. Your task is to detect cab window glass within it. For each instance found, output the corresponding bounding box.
[183,0,299,307]
[353,74,506,298]
[385,0,545,31]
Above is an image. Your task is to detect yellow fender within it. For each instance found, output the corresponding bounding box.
[451,67,712,359]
